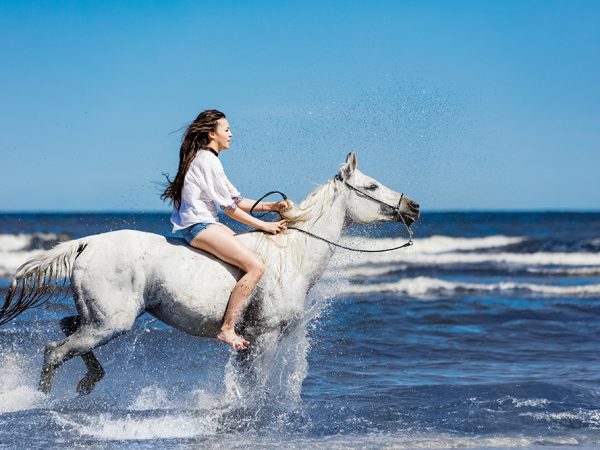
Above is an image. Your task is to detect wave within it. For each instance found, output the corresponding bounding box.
[0,233,70,252]
[328,235,600,274]
[527,267,600,276]
[0,250,43,278]
[336,276,600,298]
[522,408,600,428]
[409,234,525,252]
[497,396,551,408]
[340,234,524,255]
[0,233,70,278]
[334,259,600,280]
[508,236,600,254]
[332,251,600,273]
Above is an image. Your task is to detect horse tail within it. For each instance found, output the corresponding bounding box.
[0,237,91,326]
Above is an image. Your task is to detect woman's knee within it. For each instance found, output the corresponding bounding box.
[246,259,265,279]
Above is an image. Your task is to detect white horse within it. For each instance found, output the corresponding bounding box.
[0,153,419,395]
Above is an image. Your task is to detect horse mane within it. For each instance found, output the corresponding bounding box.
[247,179,339,264]
[279,179,337,225]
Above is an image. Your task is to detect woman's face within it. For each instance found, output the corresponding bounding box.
[209,118,232,151]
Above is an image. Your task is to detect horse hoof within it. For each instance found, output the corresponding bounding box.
[38,382,52,395]
[38,370,54,394]
[76,376,98,396]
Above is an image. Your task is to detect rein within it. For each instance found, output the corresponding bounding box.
[248,178,413,253]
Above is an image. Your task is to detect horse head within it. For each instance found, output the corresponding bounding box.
[337,152,420,226]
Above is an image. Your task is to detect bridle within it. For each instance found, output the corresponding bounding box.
[247,175,414,253]
[333,173,408,224]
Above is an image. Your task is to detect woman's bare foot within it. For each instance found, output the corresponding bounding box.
[216,328,250,351]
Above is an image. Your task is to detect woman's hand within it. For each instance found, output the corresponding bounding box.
[260,219,288,234]
[272,200,292,213]
[260,200,292,213]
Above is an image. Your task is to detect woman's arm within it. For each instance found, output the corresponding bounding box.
[224,207,287,234]
[236,198,290,214]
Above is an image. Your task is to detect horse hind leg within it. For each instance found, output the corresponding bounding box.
[39,320,131,395]
[59,316,105,395]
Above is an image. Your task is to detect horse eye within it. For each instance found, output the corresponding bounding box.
[365,184,378,191]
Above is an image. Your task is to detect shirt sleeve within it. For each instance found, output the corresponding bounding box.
[224,175,243,206]
[203,158,241,212]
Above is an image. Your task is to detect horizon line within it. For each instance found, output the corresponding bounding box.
[2,209,600,215]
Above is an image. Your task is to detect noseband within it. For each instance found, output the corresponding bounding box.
[333,173,405,220]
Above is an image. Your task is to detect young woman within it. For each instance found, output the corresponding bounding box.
[162,109,289,351]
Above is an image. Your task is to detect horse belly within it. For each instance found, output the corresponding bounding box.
[148,303,222,337]
[146,257,239,337]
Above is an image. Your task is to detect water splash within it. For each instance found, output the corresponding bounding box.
[51,411,215,440]
[0,352,46,413]
[221,279,337,427]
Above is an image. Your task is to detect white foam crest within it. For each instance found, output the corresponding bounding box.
[409,234,524,253]
[51,411,216,440]
[522,408,600,428]
[337,276,600,298]
[0,234,33,252]
[339,234,523,255]
[498,396,551,408]
[331,248,600,270]
[329,262,600,280]
[527,267,600,276]
[0,233,67,278]
[0,352,47,413]
[0,249,44,278]
[0,232,65,251]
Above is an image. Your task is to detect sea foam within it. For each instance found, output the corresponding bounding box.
[51,411,215,440]
[336,276,600,298]
[0,233,66,277]
[522,408,600,428]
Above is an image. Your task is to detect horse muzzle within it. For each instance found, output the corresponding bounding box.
[398,197,420,226]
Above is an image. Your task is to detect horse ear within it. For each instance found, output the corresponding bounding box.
[340,152,358,179]
[346,152,358,169]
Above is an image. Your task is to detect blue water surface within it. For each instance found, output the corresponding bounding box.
[1,212,600,448]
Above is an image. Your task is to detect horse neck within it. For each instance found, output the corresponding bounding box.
[289,180,348,276]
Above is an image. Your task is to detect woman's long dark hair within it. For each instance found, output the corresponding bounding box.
[161,109,226,209]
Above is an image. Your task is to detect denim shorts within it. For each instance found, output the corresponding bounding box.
[180,222,218,245]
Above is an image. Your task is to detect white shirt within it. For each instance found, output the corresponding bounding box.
[170,149,242,232]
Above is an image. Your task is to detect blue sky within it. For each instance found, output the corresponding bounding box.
[1,0,598,211]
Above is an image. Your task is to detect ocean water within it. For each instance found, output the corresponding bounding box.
[1,212,600,448]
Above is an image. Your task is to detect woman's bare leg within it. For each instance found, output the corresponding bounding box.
[189,224,264,350]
